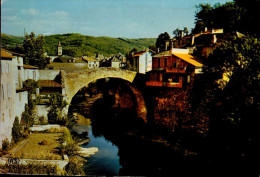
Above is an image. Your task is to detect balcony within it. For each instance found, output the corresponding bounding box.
[165,66,186,73]
[166,82,182,88]
[146,81,163,87]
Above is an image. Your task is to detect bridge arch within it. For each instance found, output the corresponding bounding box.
[62,67,147,123]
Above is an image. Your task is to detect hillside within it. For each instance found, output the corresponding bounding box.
[1,33,156,57]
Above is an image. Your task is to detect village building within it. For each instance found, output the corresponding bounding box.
[146,48,203,88]
[127,49,154,74]
[82,56,99,69]
[0,49,16,147]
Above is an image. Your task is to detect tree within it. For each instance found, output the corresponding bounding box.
[193,1,260,36]
[23,32,47,69]
[196,35,260,138]
[48,93,68,124]
[155,32,170,51]
[12,117,22,143]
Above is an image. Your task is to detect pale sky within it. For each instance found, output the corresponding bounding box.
[1,0,232,38]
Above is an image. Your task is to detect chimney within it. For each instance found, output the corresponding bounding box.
[212,34,217,44]
[170,40,173,50]
[212,28,215,33]
[191,35,195,46]
[180,30,184,38]
[156,48,160,54]
[204,27,208,32]
[165,41,169,51]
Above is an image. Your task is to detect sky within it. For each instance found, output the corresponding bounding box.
[1,0,232,38]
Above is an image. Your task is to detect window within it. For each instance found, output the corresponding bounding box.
[6,63,10,73]
[153,73,157,81]
[173,62,177,68]
[19,92,22,102]
[164,58,167,67]
[8,83,11,98]
[1,63,4,73]
[157,73,161,82]
[2,85,5,100]
[33,71,36,80]
[157,58,160,68]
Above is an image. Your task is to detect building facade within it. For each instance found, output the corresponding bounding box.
[146,48,203,88]
[127,49,153,74]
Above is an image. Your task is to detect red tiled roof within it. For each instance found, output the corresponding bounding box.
[172,53,203,67]
[1,48,14,59]
[23,64,39,69]
[38,80,63,88]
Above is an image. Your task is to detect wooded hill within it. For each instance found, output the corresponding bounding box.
[1,33,156,57]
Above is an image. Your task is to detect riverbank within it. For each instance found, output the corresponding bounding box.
[0,124,100,175]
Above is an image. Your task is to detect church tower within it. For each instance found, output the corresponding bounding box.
[57,41,62,56]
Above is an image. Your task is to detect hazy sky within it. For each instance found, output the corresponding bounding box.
[1,0,232,38]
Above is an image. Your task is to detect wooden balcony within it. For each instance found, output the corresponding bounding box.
[146,81,163,87]
[165,67,186,73]
[146,81,182,88]
[166,82,182,88]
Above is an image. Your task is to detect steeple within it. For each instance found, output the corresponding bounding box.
[57,41,62,56]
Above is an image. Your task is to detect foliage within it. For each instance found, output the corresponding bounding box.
[22,32,47,69]
[21,79,39,129]
[1,139,10,151]
[59,128,79,157]
[65,156,85,176]
[155,32,170,51]
[191,35,260,137]
[44,33,156,57]
[0,163,62,175]
[47,92,68,124]
[12,117,22,143]
[193,1,260,36]
[173,27,189,38]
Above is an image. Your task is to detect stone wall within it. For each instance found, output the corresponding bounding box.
[38,70,60,80]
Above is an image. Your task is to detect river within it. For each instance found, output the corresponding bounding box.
[72,113,205,176]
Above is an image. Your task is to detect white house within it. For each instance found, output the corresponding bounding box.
[0,49,16,147]
[127,49,154,74]
[82,56,99,69]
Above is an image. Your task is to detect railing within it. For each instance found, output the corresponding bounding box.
[165,66,186,73]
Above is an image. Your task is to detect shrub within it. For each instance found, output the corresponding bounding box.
[39,140,49,145]
[65,156,85,176]
[1,138,10,151]
[12,117,22,143]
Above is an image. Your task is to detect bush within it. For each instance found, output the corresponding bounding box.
[65,156,85,176]
[39,140,49,145]
[12,117,22,143]
[1,139,10,151]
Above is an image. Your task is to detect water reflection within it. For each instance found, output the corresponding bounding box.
[73,114,121,176]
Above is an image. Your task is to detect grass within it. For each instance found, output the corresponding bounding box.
[8,132,63,160]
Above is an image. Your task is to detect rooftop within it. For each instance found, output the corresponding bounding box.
[38,80,63,88]
[23,64,39,69]
[1,48,14,59]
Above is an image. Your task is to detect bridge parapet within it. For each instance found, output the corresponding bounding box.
[62,67,137,105]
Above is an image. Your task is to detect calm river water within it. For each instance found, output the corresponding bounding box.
[72,114,202,176]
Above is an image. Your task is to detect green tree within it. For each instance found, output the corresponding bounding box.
[195,35,260,138]
[12,117,22,143]
[155,32,170,51]
[23,32,47,69]
[48,93,68,124]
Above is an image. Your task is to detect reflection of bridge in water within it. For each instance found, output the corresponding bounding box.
[61,67,147,123]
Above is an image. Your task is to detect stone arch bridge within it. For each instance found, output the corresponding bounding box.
[61,67,147,123]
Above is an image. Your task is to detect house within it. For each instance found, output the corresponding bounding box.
[146,48,203,88]
[0,49,18,147]
[82,56,99,69]
[127,49,154,74]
